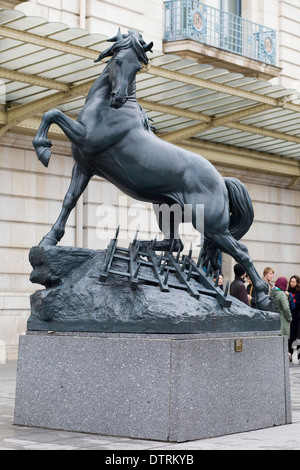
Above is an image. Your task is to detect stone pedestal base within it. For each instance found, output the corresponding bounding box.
[14,331,291,442]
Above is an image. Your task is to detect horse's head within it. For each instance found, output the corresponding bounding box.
[95,29,153,109]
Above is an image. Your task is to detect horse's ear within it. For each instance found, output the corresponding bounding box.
[143,41,154,53]
[94,47,113,63]
[117,27,123,42]
[95,29,126,62]
[107,28,129,43]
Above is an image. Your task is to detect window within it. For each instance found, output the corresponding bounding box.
[220,0,242,53]
[220,0,241,17]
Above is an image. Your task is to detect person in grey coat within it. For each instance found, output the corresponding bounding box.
[271,277,292,338]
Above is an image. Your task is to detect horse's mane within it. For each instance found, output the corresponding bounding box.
[95,29,153,65]
[85,30,153,103]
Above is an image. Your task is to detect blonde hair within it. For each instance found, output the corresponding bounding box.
[263,267,274,277]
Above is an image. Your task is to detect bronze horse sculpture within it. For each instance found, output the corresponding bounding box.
[33,29,270,310]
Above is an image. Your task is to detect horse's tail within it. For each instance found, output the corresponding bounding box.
[224,177,254,240]
[200,177,254,272]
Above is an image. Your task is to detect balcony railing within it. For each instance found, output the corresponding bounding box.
[164,0,276,66]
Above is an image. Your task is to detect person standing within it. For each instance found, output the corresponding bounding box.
[271,277,292,339]
[214,272,224,290]
[288,275,300,350]
[263,267,275,292]
[230,264,249,305]
[246,275,257,308]
[263,266,275,310]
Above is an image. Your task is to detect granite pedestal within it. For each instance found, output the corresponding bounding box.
[14,330,291,442]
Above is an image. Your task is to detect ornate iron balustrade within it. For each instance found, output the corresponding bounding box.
[164,0,276,66]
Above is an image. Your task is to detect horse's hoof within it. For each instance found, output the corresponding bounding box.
[33,138,52,167]
[136,238,183,252]
[170,239,184,252]
[37,147,52,167]
[257,296,272,311]
[153,239,184,252]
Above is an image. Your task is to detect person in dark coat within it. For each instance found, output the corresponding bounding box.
[230,263,249,305]
[246,275,257,308]
[288,275,300,351]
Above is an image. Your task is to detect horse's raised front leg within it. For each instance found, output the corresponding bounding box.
[39,164,91,246]
[33,109,87,167]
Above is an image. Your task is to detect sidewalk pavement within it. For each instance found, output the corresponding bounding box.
[1,361,300,450]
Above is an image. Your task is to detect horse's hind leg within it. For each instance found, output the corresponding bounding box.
[206,231,270,310]
[135,203,183,252]
[33,109,87,167]
[153,203,184,252]
[39,163,91,246]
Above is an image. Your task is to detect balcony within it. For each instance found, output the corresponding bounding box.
[163,0,281,80]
